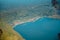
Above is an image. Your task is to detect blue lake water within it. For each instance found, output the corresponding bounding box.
[14,17,60,40]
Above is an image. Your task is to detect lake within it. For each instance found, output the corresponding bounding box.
[14,17,60,40]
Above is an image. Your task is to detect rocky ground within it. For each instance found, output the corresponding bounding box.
[0,21,25,40]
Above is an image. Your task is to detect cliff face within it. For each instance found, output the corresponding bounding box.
[0,21,24,40]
